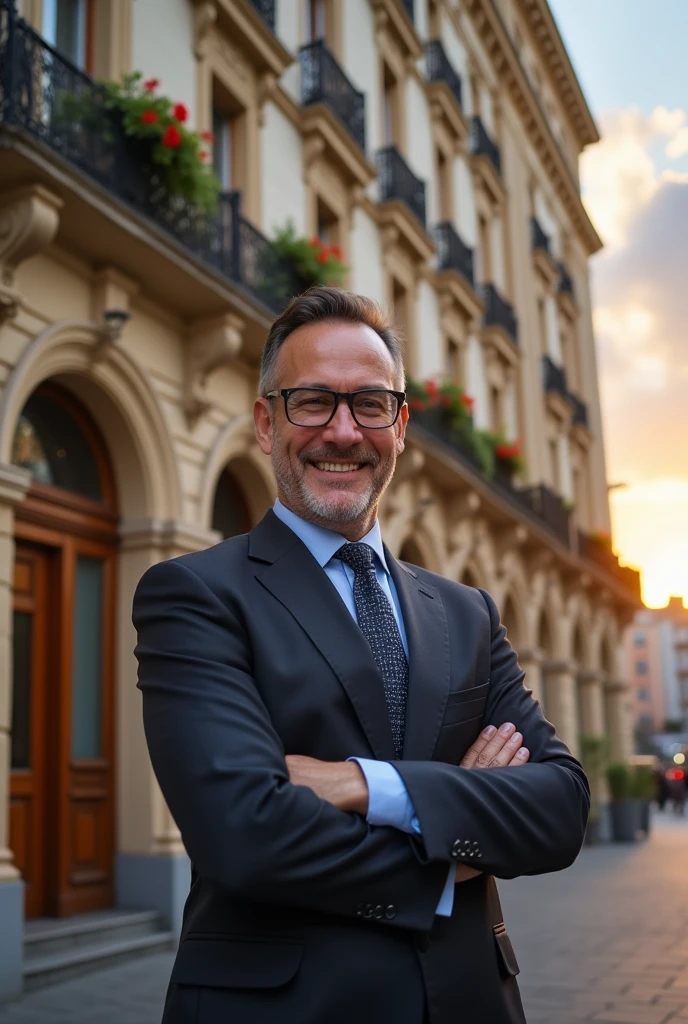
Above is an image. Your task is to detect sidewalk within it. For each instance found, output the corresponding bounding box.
[1,811,686,1023]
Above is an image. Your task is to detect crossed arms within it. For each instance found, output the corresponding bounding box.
[133,557,589,933]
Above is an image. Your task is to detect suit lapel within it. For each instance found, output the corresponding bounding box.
[249,512,397,762]
[386,552,451,761]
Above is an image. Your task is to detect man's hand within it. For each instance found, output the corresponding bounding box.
[460,722,529,769]
[285,755,369,815]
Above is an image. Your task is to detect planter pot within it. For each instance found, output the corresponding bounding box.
[638,800,651,836]
[493,462,515,489]
[610,799,642,842]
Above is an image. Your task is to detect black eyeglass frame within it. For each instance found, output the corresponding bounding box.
[265,387,407,429]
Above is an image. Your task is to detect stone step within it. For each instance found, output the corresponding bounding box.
[23,930,176,992]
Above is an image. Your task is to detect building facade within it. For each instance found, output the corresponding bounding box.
[625,599,688,739]
[0,0,640,1001]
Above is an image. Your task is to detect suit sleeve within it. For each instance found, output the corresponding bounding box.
[133,557,448,930]
[393,589,590,878]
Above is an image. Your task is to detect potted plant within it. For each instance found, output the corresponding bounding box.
[256,222,348,308]
[630,764,656,836]
[406,379,488,473]
[579,735,609,844]
[606,762,641,842]
[491,435,525,485]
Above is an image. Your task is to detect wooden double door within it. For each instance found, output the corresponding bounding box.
[10,525,116,919]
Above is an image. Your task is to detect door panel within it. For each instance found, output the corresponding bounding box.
[10,544,50,919]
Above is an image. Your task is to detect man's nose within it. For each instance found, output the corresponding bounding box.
[320,399,364,447]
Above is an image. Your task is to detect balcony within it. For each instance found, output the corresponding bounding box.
[300,40,366,153]
[434,223,474,284]
[424,40,468,146]
[568,390,589,431]
[557,261,577,319]
[531,218,559,286]
[480,283,518,347]
[522,484,571,548]
[531,217,551,253]
[377,146,426,227]
[400,0,415,21]
[247,0,275,32]
[433,222,481,321]
[542,355,568,399]
[426,40,463,110]
[578,531,641,601]
[0,12,297,317]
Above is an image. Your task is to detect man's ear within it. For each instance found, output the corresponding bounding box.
[254,397,274,455]
[395,401,409,455]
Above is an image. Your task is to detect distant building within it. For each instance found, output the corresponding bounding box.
[625,598,688,737]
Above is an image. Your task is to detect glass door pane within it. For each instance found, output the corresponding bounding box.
[71,556,103,759]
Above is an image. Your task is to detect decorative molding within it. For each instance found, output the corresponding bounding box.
[0,184,63,325]
[118,516,221,555]
[183,313,245,426]
[370,0,423,62]
[0,463,32,508]
[193,1,217,58]
[192,0,293,77]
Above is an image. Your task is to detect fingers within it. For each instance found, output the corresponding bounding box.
[460,722,529,769]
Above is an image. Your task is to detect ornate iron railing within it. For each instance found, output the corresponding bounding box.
[522,484,571,547]
[247,0,276,33]
[377,145,427,228]
[558,261,575,297]
[479,283,518,344]
[425,40,463,110]
[471,115,501,177]
[542,355,568,398]
[0,4,299,313]
[299,39,366,152]
[400,0,415,22]
[434,222,474,285]
[578,531,641,599]
[568,390,589,429]
[531,216,551,253]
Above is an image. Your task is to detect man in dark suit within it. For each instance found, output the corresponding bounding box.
[133,286,589,1024]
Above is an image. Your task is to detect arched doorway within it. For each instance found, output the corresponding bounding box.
[211,465,252,539]
[10,382,118,919]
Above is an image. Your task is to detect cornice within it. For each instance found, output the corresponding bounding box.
[516,0,599,149]
[463,0,602,255]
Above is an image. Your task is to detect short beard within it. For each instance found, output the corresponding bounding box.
[271,436,396,529]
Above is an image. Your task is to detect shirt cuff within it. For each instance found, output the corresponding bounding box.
[348,758,419,834]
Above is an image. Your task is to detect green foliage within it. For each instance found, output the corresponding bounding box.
[629,764,656,800]
[55,72,220,211]
[606,761,632,800]
[269,222,348,289]
[580,735,610,822]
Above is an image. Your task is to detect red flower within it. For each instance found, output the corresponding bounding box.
[201,130,216,143]
[424,380,439,401]
[461,393,475,411]
[495,444,512,459]
[316,249,330,264]
[143,78,160,93]
[409,398,425,411]
[199,150,209,161]
[330,245,343,260]
[440,395,453,408]
[162,125,182,148]
[173,103,188,123]
[310,237,322,248]
[140,110,158,124]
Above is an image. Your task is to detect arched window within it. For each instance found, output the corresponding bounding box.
[11,384,109,505]
[212,467,252,540]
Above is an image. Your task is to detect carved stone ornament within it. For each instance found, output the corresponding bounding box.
[0,184,62,325]
[193,1,217,59]
[184,313,244,426]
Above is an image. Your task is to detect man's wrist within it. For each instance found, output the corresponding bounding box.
[342,760,369,816]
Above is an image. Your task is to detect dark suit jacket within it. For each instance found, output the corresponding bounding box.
[133,510,589,1024]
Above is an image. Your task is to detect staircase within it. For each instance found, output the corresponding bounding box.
[23,910,176,991]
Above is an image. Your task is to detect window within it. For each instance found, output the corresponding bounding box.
[382,63,400,148]
[436,148,452,221]
[537,298,548,356]
[549,438,559,490]
[635,660,649,676]
[42,0,90,69]
[637,688,650,702]
[490,384,502,433]
[477,215,491,283]
[634,632,647,647]
[304,0,327,44]
[392,278,409,336]
[212,77,245,194]
[316,195,340,247]
[445,338,461,383]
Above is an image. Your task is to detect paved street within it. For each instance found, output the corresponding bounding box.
[1,812,687,1024]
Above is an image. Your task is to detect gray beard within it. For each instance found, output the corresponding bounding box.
[271,438,395,529]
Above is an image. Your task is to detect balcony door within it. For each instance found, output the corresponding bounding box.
[42,0,93,72]
[9,383,117,918]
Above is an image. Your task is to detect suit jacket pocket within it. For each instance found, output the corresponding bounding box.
[445,681,490,706]
[434,714,483,764]
[494,929,520,977]
[171,936,303,989]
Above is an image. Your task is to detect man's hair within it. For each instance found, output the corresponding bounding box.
[258,286,405,395]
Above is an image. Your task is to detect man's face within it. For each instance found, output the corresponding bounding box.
[254,320,408,539]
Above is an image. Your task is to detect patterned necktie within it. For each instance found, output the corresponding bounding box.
[337,542,408,759]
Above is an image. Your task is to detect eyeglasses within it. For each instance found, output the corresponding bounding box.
[265,387,406,429]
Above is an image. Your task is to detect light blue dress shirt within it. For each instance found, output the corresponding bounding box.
[272,499,455,917]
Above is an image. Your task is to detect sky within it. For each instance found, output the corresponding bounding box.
[548,0,688,607]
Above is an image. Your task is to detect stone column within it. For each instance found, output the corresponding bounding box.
[0,463,31,1003]
[605,680,633,763]
[542,661,579,756]
[114,518,220,936]
[578,671,606,738]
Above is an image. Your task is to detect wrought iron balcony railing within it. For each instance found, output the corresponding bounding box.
[299,39,366,152]
[0,6,298,313]
[247,0,276,33]
[400,0,415,22]
[568,390,589,429]
[425,40,463,111]
[531,217,551,253]
[376,145,427,228]
[542,355,568,399]
[522,484,571,547]
[558,261,575,297]
[577,531,641,599]
[479,283,518,344]
[434,222,474,286]
[471,116,501,178]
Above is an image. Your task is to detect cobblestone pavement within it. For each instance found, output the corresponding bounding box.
[1,811,687,1024]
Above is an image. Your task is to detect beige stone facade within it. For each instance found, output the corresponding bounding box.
[0,0,640,999]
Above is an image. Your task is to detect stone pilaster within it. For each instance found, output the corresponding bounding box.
[542,661,579,755]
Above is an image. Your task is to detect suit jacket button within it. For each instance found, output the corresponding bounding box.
[364,904,374,919]
[373,905,383,919]
[356,903,365,917]
[451,839,462,858]
[385,905,397,920]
